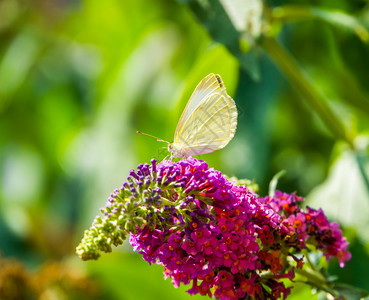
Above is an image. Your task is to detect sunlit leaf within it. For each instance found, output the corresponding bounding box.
[178,0,260,80]
[269,169,286,197]
[307,137,369,240]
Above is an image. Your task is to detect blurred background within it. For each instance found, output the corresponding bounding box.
[1,0,369,299]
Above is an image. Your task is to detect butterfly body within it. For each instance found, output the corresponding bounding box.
[170,73,237,158]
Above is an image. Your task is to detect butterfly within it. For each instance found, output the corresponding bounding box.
[168,73,237,158]
[138,74,237,158]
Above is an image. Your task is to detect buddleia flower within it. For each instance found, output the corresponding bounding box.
[77,158,351,300]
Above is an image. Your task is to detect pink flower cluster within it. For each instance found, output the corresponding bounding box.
[128,158,351,299]
[260,191,351,267]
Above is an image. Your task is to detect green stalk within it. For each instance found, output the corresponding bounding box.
[260,37,369,197]
[294,267,326,285]
[356,153,369,194]
[302,250,317,271]
[294,267,339,298]
[260,37,354,148]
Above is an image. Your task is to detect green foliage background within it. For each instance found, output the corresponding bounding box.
[1,0,369,299]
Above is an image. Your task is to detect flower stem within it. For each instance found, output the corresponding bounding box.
[355,152,369,194]
[260,36,369,198]
[260,36,354,148]
[302,249,316,271]
[161,197,174,206]
[294,267,339,297]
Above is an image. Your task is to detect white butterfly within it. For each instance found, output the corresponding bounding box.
[168,73,238,158]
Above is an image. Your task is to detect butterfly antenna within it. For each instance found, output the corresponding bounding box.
[136,131,168,144]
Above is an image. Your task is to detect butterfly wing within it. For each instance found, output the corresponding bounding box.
[174,74,222,140]
[171,74,237,158]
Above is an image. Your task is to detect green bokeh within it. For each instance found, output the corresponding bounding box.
[1,0,369,298]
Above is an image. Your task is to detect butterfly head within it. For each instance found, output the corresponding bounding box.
[168,143,189,159]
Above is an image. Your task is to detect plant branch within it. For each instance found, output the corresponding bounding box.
[294,267,339,297]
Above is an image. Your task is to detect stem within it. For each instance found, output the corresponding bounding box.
[303,250,317,271]
[294,268,339,297]
[260,37,354,147]
[356,153,369,194]
[161,197,174,206]
[271,5,313,23]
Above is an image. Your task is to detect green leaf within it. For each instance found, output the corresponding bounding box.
[178,0,260,80]
[269,169,286,197]
[307,137,369,240]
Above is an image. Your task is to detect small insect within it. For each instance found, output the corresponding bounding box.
[138,73,237,158]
